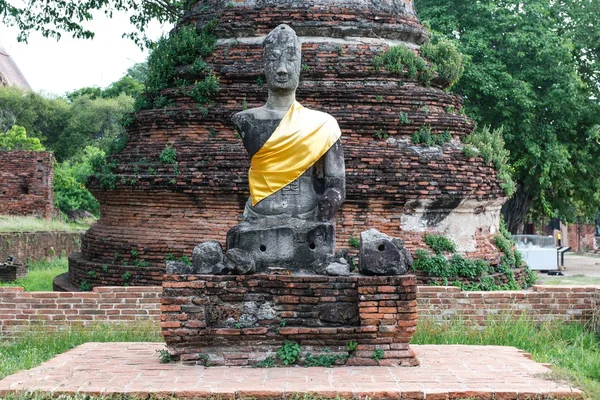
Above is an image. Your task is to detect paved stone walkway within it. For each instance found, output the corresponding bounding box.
[0,343,582,399]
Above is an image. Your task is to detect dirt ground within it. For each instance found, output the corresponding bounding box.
[536,253,600,285]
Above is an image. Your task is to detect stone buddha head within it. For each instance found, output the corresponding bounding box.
[263,24,301,93]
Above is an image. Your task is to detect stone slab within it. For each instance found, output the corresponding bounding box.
[0,343,582,399]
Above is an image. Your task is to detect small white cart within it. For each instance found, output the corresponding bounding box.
[513,235,558,271]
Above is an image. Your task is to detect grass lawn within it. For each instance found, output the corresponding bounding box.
[0,215,95,233]
[413,316,600,399]
[0,316,597,399]
[0,257,68,291]
[537,274,600,285]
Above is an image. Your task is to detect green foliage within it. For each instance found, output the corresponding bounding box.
[53,146,104,216]
[159,144,177,164]
[423,234,456,254]
[87,270,97,279]
[0,216,92,233]
[1,0,195,48]
[373,40,464,89]
[276,341,301,366]
[178,255,192,266]
[398,111,411,125]
[346,341,358,353]
[79,280,92,292]
[253,356,276,368]
[142,22,219,110]
[122,271,132,283]
[462,144,478,159]
[420,38,464,89]
[464,126,515,197]
[415,0,600,226]
[348,236,360,248]
[156,349,172,364]
[0,125,45,151]
[373,129,389,140]
[411,126,452,146]
[371,348,385,361]
[304,352,346,367]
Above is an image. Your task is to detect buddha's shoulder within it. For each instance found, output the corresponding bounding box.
[232,107,284,125]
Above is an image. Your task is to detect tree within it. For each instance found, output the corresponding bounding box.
[1,0,196,47]
[415,0,600,233]
[0,86,134,161]
[0,125,45,151]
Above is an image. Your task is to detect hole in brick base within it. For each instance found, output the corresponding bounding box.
[260,245,267,252]
[309,242,316,250]
[378,244,386,252]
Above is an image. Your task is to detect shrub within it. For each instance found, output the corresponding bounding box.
[141,20,220,110]
[423,234,456,254]
[0,125,45,151]
[420,38,464,89]
[463,126,516,197]
[373,38,464,90]
[160,144,177,164]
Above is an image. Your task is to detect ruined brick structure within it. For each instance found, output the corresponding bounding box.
[69,0,506,287]
[162,274,419,366]
[0,151,54,219]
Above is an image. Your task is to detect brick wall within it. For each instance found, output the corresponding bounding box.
[417,285,600,325]
[1,285,597,337]
[0,286,161,336]
[0,232,82,263]
[567,223,596,252]
[0,263,26,281]
[0,151,54,219]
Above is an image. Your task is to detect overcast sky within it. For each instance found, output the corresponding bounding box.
[0,12,171,96]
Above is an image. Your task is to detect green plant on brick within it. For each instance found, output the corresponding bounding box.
[178,255,192,266]
[79,280,92,292]
[304,352,346,367]
[253,356,276,368]
[398,111,411,125]
[348,236,360,248]
[372,348,385,361]
[276,342,301,366]
[346,341,358,353]
[156,349,172,364]
[423,234,456,254]
[87,270,97,279]
[159,145,177,164]
[122,271,132,286]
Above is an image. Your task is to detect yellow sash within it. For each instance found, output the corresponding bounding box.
[249,101,341,206]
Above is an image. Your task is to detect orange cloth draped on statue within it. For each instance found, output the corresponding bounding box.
[249,101,341,206]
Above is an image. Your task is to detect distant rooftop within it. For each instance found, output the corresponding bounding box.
[0,44,31,90]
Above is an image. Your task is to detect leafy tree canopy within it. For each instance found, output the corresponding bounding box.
[415,0,600,232]
[0,125,45,151]
[67,62,147,101]
[0,86,133,161]
[1,0,196,48]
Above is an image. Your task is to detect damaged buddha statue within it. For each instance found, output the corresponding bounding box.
[226,24,346,274]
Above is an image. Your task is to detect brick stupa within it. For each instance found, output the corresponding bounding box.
[67,0,506,288]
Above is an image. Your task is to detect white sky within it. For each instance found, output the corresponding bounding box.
[0,12,171,96]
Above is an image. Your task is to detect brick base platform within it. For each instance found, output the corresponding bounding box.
[0,263,26,282]
[162,274,419,367]
[0,343,582,399]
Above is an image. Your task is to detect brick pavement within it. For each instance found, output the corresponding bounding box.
[0,343,582,399]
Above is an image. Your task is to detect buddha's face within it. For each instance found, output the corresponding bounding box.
[264,26,301,92]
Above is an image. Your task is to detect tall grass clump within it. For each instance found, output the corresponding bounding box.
[414,314,600,398]
[0,322,162,380]
[0,257,68,291]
